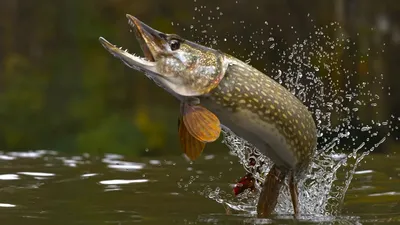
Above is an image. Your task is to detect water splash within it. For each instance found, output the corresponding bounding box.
[175,1,400,218]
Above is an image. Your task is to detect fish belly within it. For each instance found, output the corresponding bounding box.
[207,104,298,169]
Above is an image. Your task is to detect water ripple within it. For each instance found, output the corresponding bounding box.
[0,154,15,160]
[204,154,215,160]
[369,192,400,197]
[149,159,161,165]
[0,150,396,224]
[8,150,57,158]
[81,173,98,178]
[17,172,55,177]
[0,203,16,208]
[99,179,149,185]
[0,174,19,180]
[103,157,145,171]
[107,163,145,171]
[354,170,374,175]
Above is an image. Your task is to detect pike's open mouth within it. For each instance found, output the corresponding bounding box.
[99,15,160,70]
[126,14,156,62]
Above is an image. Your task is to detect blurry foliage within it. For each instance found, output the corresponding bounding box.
[0,0,399,155]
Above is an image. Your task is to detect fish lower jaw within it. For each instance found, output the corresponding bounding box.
[99,37,156,68]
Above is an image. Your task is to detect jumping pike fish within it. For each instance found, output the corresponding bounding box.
[99,14,317,217]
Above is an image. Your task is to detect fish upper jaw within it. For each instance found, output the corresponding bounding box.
[98,15,163,75]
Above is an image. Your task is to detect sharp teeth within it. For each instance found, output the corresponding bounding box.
[119,47,122,50]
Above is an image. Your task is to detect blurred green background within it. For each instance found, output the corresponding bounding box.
[0,0,399,156]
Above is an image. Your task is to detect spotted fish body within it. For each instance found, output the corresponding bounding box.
[200,55,317,174]
[98,15,317,217]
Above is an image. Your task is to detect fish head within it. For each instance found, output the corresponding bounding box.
[99,15,227,97]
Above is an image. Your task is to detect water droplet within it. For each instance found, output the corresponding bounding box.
[361,126,372,132]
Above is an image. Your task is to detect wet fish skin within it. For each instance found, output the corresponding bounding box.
[200,56,317,172]
[98,14,317,217]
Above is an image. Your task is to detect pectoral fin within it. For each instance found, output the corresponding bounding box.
[181,104,221,143]
[178,117,206,161]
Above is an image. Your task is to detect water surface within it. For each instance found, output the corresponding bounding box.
[0,150,399,225]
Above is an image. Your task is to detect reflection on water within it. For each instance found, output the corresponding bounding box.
[0,150,399,225]
[98,179,149,185]
[0,174,20,180]
[198,213,362,225]
[103,154,146,171]
[0,203,16,208]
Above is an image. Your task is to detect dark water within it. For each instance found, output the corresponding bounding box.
[0,150,399,225]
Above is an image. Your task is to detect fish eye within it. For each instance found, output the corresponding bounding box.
[169,39,180,51]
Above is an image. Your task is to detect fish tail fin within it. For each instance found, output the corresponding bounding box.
[257,165,287,218]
